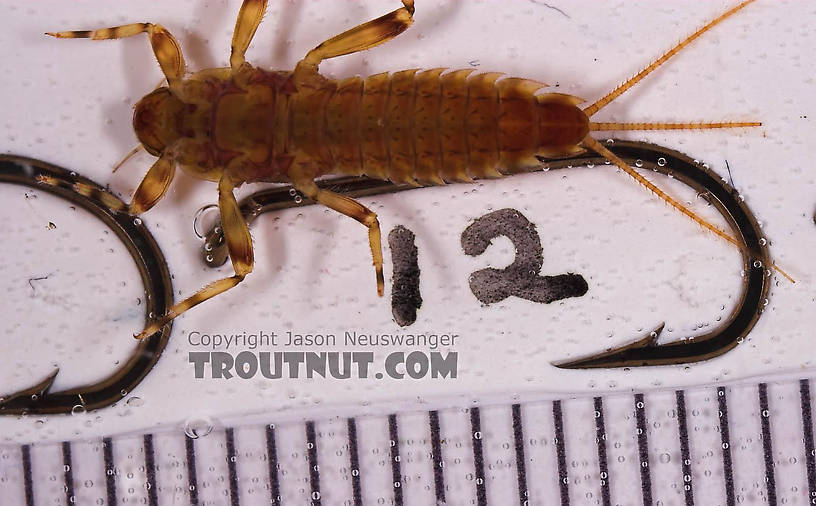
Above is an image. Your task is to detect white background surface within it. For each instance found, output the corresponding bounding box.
[0,0,814,444]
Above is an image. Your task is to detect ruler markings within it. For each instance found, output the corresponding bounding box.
[675,390,694,506]
[593,397,612,506]
[394,411,436,504]
[470,407,488,506]
[229,427,272,505]
[553,400,570,505]
[388,414,404,506]
[799,379,816,503]
[143,434,159,506]
[67,440,107,505]
[61,441,75,505]
[9,377,816,503]
[20,444,33,506]
[184,435,200,505]
[644,390,685,505]
[265,425,280,505]
[758,383,777,505]
[479,406,522,505]
[102,437,116,506]
[429,410,446,504]
[347,418,362,506]
[717,387,736,506]
[225,428,240,506]
[355,416,396,501]
[305,421,321,505]
[634,393,653,506]
[512,403,529,506]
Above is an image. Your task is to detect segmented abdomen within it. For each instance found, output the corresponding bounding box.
[322,69,556,185]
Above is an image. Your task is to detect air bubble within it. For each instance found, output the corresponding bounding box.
[133,218,142,226]
[635,159,643,167]
[193,204,219,239]
[657,157,667,167]
[71,405,86,415]
[126,397,144,407]
[184,416,214,439]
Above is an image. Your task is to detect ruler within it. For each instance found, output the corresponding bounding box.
[2,375,815,505]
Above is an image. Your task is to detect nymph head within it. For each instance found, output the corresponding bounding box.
[133,87,184,156]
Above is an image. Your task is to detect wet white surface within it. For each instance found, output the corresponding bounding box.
[0,0,814,443]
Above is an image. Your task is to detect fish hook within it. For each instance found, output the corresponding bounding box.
[202,140,772,368]
[0,155,173,415]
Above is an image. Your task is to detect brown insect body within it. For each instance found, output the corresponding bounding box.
[135,65,589,189]
[49,0,777,341]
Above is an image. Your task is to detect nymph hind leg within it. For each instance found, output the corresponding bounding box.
[295,0,415,74]
[135,174,253,339]
[47,23,186,92]
[290,175,384,297]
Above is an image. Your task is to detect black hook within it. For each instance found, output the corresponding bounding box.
[202,140,771,368]
[0,155,173,415]
[0,138,772,417]
[546,142,771,368]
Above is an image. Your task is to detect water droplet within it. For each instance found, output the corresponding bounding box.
[635,159,643,167]
[184,416,214,439]
[193,204,219,239]
[659,453,671,463]
[294,196,303,204]
[126,397,143,407]
[759,238,767,246]
[657,157,667,167]
[71,405,86,415]
[133,218,142,226]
